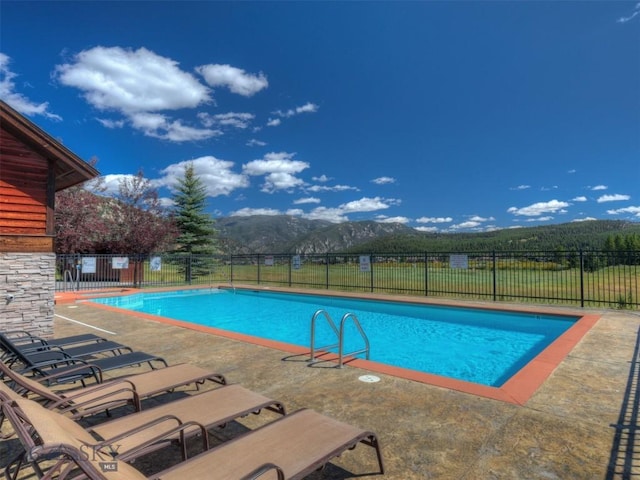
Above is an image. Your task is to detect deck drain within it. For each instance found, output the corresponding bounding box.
[358,375,380,383]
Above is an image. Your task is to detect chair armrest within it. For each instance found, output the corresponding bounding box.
[20,361,103,384]
[91,416,210,462]
[242,463,285,480]
[52,385,138,418]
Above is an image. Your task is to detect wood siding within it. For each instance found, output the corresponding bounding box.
[0,129,50,236]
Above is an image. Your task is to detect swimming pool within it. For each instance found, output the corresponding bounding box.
[90,288,579,388]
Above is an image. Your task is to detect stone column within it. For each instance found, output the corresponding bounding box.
[0,252,55,336]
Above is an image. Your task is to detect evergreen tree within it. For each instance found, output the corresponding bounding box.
[172,163,217,255]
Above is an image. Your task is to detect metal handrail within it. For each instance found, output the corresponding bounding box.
[338,313,370,368]
[309,309,340,362]
[309,310,370,368]
[63,269,78,292]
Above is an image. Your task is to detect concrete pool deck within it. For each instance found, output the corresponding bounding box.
[2,287,640,479]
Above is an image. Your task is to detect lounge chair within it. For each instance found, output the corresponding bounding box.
[0,332,132,363]
[2,330,106,348]
[0,333,168,385]
[0,361,226,415]
[2,382,288,471]
[2,395,383,480]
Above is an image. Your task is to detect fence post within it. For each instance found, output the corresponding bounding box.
[133,254,139,288]
[230,255,234,283]
[325,253,329,289]
[257,254,261,284]
[370,255,374,293]
[288,255,292,287]
[492,251,497,302]
[579,249,585,308]
[424,253,428,297]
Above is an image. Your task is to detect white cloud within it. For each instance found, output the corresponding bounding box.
[158,156,249,197]
[340,197,398,213]
[56,46,209,112]
[591,185,608,191]
[302,207,348,223]
[415,226,439,233]
[507,199,570,217]
[274,102,319,118]
[468,215,495,222]
[312,175,331,183]
[196,64,268,97]
[525,216,554,222]
[572,196,587,202]
[286,208,304,216]
[416,216,452,224]
[306,184,358,193]
[295,102,319,114]
[572,217,597,222]
[376,215,410,224]
[198,112,254,129]
[293,197,321,205]
[262,172,306,193]
[568,169,577,174]
[450,221,482,230]
[618,2,640,23]
[510,185,530,191]
[246,139,267,147]
[0,53,61,120]
[230,207,281,216]
[87,174,134,196]
[597,194,631,203]
[243,152,309,193]
[243,152,308,176]
[267,102,319,128]
[128,111,221,142]
[606,206,640,216]
[292,196,399,223]
[372,176,396,185]
[96,118,125,129]
[54,46,220,141]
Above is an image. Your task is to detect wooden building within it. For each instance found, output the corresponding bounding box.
[0,100,99,334]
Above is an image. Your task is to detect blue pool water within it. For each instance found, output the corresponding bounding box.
[91,289,577,387]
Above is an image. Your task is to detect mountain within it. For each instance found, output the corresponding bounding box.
[347,220,640,253]
[216,216,414,254]
[215,216,640,254]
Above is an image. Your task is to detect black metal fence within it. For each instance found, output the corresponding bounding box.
[56,250,640,309]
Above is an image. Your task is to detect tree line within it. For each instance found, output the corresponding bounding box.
[55,164,216,256]
[346,221,640,255]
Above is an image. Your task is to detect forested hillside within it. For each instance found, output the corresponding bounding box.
[346,220,640,253]
[216,216,640,254]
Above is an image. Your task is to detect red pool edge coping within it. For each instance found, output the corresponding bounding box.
[56,287,601,406]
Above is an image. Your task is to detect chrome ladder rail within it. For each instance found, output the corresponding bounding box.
[63,269,78,292]
[309,310,370,368]
[309,309,340,363]
[338,313,370,368]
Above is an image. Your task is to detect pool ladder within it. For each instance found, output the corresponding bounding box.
[309,309,370,368]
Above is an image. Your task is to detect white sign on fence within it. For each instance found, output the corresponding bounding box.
[292,255,301,270]
[112,257,129,269]
[359,255,371,272]
[81,257,96,274]
[449,254,469,269]
[264,255,274,266]
[150,256,162,271]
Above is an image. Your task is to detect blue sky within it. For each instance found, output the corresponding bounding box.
[1,1,638,232]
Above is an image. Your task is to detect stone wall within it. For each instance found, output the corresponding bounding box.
[0,252,55,336]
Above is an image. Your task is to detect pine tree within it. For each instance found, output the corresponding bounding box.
[172,163,217,255]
